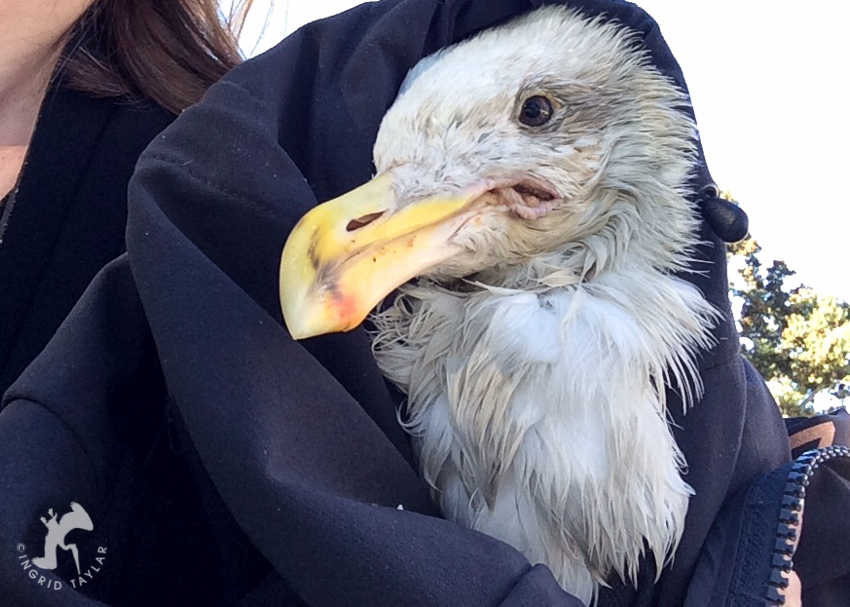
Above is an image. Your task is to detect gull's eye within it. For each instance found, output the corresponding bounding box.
[519,95,554,127]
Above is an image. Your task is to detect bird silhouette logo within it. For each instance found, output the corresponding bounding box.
[31,503,94,575]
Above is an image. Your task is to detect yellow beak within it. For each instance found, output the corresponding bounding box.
[280,172,483,339]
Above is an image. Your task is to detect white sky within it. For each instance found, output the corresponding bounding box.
[234,0,850,303]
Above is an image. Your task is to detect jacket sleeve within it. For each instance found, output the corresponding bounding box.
[1,252,587,606]
[0,257,161,606]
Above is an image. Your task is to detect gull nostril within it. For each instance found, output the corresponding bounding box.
[346,211,385,232]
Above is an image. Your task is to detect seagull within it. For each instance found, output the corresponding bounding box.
[279,6,717,603]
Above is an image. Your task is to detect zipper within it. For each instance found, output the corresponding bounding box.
[765,445,850,605]
[0,186,19,251]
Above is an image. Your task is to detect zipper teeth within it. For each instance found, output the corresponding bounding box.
[0,187,18,249]
[765,445,850,605]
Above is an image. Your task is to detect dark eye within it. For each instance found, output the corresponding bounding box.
[519,96,554,127]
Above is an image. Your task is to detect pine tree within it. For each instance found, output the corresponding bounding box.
[728,235,850,416]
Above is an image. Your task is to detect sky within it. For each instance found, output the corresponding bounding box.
[233,0,850,305]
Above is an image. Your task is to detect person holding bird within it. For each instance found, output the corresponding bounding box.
[2,1,848,606]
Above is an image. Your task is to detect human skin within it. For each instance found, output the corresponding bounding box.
[0,0,94,198]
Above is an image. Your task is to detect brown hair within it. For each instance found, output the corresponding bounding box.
[61,0,256,114]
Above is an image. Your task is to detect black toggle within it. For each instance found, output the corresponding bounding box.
[701,195,749,243]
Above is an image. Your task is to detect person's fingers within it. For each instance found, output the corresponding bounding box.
[783,571,803,607]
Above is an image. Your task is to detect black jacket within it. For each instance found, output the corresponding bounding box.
[1,1,848,606]
[0,84,173,395]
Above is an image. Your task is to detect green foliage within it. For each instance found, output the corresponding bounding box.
[728,235,850,417]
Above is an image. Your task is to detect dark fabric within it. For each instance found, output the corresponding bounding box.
[0,259,264,605]
[689,449,850,607]
[790,412,850,605]
[797,456,850,605]
[0,84,174,395]
[710,462,793,607]
[1,0,848,605]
